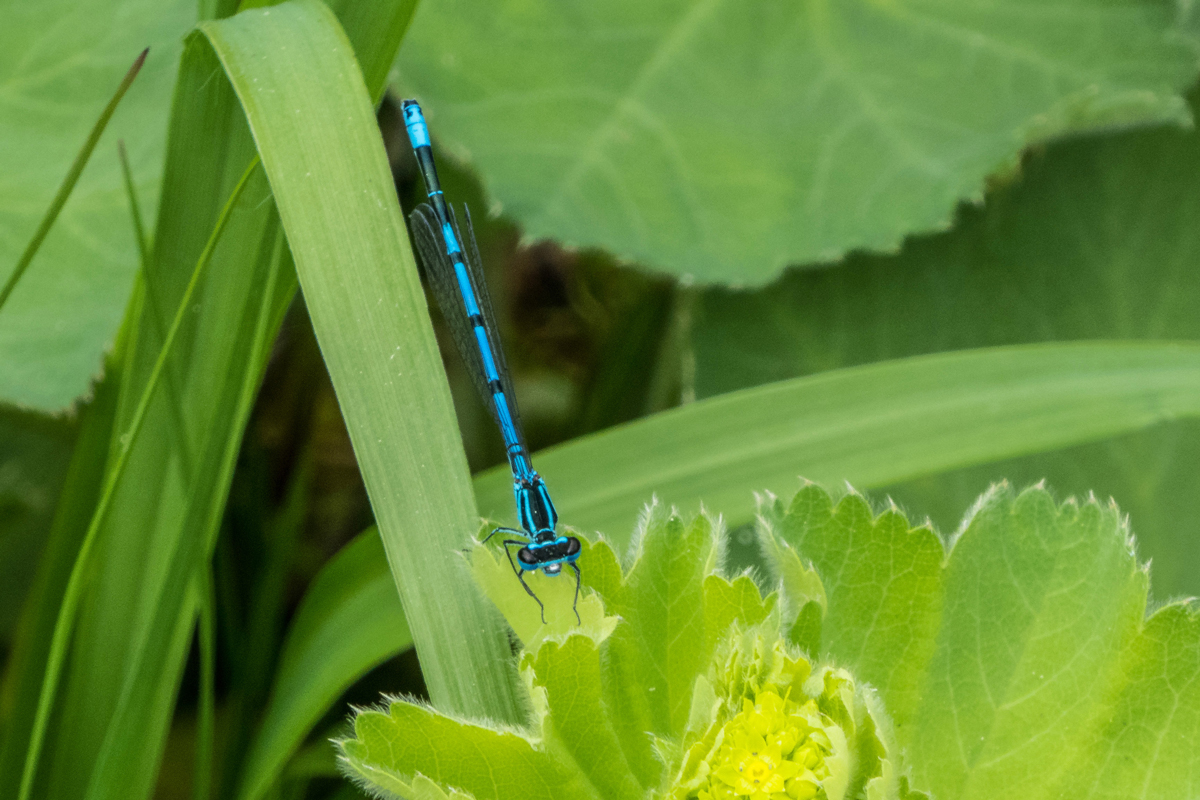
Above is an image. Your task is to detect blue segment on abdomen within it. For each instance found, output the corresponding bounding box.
[442,223,461,255]
[473,326,500,382]
[452,263,480,316]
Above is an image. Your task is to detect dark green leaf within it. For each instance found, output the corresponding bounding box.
[395,0,1199,282]
[693,97,1200,597]
[0,1,194,409]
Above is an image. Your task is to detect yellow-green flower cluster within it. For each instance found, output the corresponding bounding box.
[696,690,838,800]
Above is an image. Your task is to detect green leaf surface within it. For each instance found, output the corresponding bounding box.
[765,486,943,736]
[0,49,147,315]
[344,702,591,800]
[0,0,194,409]
[693,93,1200,598]
[395,0,1199,282]
[528,636,645,800]
[1061,605,1200,799]
[237,530,412,800]
[763,483,1200,800]
[471,534,616,647]
[474,342,1200,548]
[606,507,716,738]
[204,0,520,722]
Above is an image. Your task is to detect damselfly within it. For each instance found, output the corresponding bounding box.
[401,99,582,624]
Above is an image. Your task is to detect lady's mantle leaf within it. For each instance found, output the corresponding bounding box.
[395,0,1199,282]
[344,501,911,800]
[470,531,618,647]
[761,481,1200,800]
[526,636,645,800]
[761,483,943,736]
[341,701,597,800]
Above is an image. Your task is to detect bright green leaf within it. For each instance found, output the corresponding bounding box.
[1057,604,1200,799]
[395,0,1199,282]
[761,483,1200,800]
[343,702,592,800]
[471,533,617,647]
[204,0,521,721]
[474,342,1200,549]
[528,636,645,800]
[764,485,943,737]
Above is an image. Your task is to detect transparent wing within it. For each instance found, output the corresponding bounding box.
[409,203,528,447]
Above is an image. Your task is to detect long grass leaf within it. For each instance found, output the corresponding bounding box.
[0,360,121,796]
[37,5,418,798]
[475,342,1200,542]
[17,159,260,800]
[200,0,521,721]
[193,565,216,800]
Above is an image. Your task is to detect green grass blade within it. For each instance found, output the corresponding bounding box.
[83,211,290,800]
[0,361,121,797]
[17,158,259,800]
[200,0,521,722]
[28,5,417,799]
[0,49,147,314]
[17,159,260,800]
[475,342,1200,543]
[118,138,194,475]
[193,566,216,800]
[236,530,411,800]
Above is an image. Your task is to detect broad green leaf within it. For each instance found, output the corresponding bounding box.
[701,574,774,656]
[529,636,645,800]
[470,534,617,647]
[237,530,412,800]
[763,486,943,739]
[605,506,716,738]
[0,50,147,315]
[474,342,1200,548]
[0,0,194,409]
[204,0,520,722]
[762,483,1200,800]
[1058,605,1200,799]
[343,702,592,800]
[693,92,1200,597]
[394,0,1199,282]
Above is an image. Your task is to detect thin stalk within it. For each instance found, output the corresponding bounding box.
[0,49,148,313]
[194,564,217,800]
[17,157,262,800]
[118,139,195,479]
